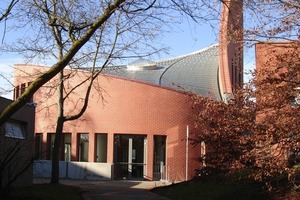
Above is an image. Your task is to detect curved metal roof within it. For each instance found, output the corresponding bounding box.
[103,44,221,100]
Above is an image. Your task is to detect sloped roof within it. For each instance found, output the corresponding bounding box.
[103,45,221,100]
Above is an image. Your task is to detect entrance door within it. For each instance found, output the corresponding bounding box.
[114,135,146,179]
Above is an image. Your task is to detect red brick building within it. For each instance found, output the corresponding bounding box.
[13,46,220,181]
[12,0,244,182]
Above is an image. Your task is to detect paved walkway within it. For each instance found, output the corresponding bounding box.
[34,179,171,200]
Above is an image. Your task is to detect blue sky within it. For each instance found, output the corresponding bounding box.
[0,12,255,100]
[0,16,219,98]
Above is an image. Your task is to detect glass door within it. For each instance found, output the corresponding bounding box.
[114,135,146,179]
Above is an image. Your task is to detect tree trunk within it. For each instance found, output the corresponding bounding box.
[51,70,64,184]
[51,116,64,184]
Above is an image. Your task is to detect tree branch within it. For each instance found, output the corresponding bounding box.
[0,0,125,126]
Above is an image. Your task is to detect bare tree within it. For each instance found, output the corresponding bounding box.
[1,0,215,183]
[1,0,299,188]
[1,0,298,126]
[0,0,127,127]
[0,0,212,125]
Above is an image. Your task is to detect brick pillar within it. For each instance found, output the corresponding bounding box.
[146,134,154,180]
[107,133,114,163]
[88,133,95,162]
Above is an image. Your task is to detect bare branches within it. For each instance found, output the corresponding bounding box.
[169,0,198,22]
[0,0,125,126]
[0,0,19,22]
[0,0,19,43]
[65,31,106,121]
[121,0,158,13]
[244,0,300,44]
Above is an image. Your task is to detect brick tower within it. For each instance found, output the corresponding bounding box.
[219,0,243,102]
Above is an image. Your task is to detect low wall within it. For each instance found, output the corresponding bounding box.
[33,160,113,180]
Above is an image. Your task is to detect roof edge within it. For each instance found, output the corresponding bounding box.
[157,44,218,63]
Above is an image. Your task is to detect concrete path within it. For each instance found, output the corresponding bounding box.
[34,179,171,200]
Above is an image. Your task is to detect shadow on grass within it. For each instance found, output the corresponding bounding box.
[152,178,268,200]
[6,184,83,200]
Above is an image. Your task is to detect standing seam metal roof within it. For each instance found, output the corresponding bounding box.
[103,44,221,100]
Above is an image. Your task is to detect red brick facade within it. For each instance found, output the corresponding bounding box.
[14,64,201,181]
[219,0,243,98]
[10,0,244,182]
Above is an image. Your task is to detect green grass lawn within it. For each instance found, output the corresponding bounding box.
[152,178,268,200]
[7,184,83,200]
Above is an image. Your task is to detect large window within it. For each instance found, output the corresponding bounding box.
[95,133,107,162]
[47,134,55,160]
[47,133,71,161]
[78,133,89,162]
[35,133,43,160]
[4,121,26,139]
[63,134,71,161]
[153,135,166,180]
